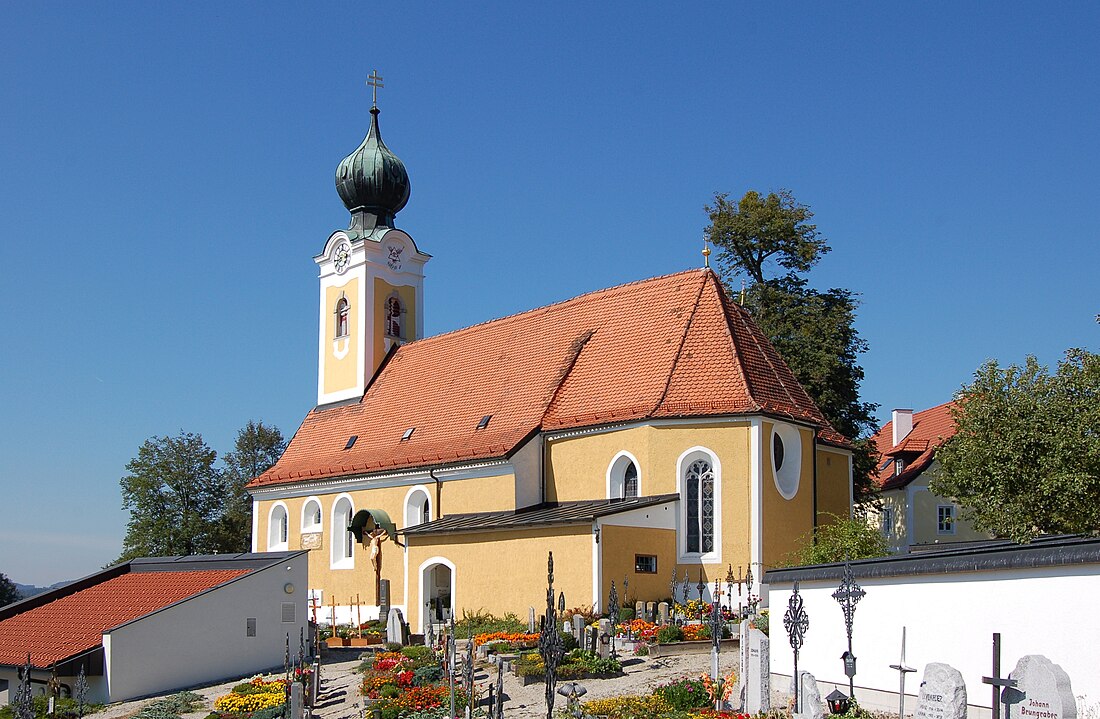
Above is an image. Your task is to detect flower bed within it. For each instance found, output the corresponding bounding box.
[358,645,465,719]
[579,672,745,719]
[472,631,539,648]
[212,678,287,716]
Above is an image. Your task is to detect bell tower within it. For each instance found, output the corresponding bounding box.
[315,74,430,407]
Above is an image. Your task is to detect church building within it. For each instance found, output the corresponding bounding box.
[247,90,854,634]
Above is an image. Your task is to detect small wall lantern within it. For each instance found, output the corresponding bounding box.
[827,688,850,715]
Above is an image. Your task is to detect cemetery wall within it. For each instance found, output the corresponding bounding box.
[766,539,1100,717]
[406,524,591,633]
[814,446,852,523]
[103,553,308,702]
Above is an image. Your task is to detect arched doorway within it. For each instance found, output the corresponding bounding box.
[418,558,454,634]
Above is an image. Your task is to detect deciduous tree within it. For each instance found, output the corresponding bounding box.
[782,514,889,566]
[0,573,19,607]
[705,190,879,497]
[118,432,221,561]
[213,421,286,553]
[932,349,1100,542]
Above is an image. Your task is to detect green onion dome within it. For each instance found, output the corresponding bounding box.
[335,106,410,230]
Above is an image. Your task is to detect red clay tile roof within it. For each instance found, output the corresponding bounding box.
[871,401,958,490]
[0,569,247,668]
[250,269,847,489]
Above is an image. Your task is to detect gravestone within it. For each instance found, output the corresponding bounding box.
[646,601,656,622]
[379,579,391,620]
[791,670,825,719]
[528,607,536,633]
[744,627,771,713]
[658,602,670,625]
[635,601,645,622]
[737,620,750,702]
[586,625,598,653]
[598,618,611,660]
[572,614,585,646]
[1008,655,1077,719]
[914,663,967,719]
[386,607,407,645]
[290,682,303,719]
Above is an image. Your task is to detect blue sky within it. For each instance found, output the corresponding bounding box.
[1,3,1097,586]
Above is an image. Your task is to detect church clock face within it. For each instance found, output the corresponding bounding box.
[333,241,351,274]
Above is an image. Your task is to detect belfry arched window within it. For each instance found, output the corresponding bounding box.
[335,297,349,338]
[606,452,642,500]
[385,296,402,338]
[684,458,715,554]
[268,503,289,551]
[331,495,354,569]
[623,462,639,499]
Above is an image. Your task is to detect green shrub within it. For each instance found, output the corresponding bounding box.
[378,685,400,699]
[0,696,104,719]
[656,624,684,644]
[618,607,635,622]
[250,705,288,719]
[564,605,600,624]
[655,677,710,710]
[412,664,443,686]
[752,609,770,635]
[453,608,526,636]
[384,642,403,652]
[132,692,205,719]
[560,631,578,651]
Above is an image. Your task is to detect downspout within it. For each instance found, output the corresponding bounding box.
[812,434,819,530]
[430,469,442,520]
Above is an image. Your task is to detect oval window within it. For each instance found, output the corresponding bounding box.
[772,424,802,500]
[773,433,785,472]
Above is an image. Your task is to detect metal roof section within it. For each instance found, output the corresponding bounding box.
[401,494,680,536]
[764,534,1100,584]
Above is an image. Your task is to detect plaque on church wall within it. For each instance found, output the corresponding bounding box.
[300,532,323,550]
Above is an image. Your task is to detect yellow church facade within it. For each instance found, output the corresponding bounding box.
[247,96,853,634]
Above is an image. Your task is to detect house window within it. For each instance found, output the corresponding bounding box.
[405,488,432,528]
[895,458,906,475]
[386,296,402,338]
[937,505,957,535]
[335,297,349,338]
[332,496,354,568]
[881,507,894,538]
[623,462,638,499]
[635,554,658,574]
[607,452,641,500]
[302,498,322,532]
[685,458,715,554]
[268,504,289,551]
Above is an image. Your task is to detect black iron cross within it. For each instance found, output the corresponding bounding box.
[982,633,1018,719]
[697,570,707,619]
[833,561,866,697]
[367,70,384,106]
[608,580,620,658]
[784,582,810,713]
[539,552,566,719]
[709,579,724,652]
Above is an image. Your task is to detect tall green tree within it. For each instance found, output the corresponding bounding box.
[932,349,1100,542]
[213,420,286,553]
[118,431,221,561]
[0,573,19,606]
[705,190,879,497]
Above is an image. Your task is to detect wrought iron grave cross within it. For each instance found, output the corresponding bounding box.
[784,582,810,713]
[982,632,1019,719]
[889,626,917,719]
[832,561,866,697]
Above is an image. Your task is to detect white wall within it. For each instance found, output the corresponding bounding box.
[769,564,1100,713]
[103,555,308,702]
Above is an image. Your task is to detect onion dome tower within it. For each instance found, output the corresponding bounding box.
[335,99,411,233]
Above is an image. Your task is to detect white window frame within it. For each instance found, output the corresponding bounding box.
[605,451,642,500]
[676,446,722,563]
[881,506,894,538]
[301,497,323,533]
[267,502,289,551]
[331,493,355,569]
[937,504,957,535]
[404,485,433,528]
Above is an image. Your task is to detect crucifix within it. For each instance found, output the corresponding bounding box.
[367,527,388,604]
[367,70,384,107]
[982,633,1018,719]
[832,560,866,699]
[888,626,917,719]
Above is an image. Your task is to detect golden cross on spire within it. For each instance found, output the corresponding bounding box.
[702,238,712,268]
[367,70,384,107]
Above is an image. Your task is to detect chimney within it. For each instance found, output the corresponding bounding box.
[892,408,914,447]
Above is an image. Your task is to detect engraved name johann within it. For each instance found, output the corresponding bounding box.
[1021,699,1058,719]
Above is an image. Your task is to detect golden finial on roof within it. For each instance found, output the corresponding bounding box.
[702,239,711,268]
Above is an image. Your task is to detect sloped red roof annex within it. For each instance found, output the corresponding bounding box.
[250,269,847,489]
[0,570,248,667]
[871,401,958,490]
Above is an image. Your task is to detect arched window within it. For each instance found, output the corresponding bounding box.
[302,498,322,533]
[335,297,349,338]
[685,459,715,554]
[331,495,354,568]
[624,462,638,499]
[268,503,289,551]
[405,487,432,528]
[385,296,402,338]
[678,447,721,559]
[606,452,642,500]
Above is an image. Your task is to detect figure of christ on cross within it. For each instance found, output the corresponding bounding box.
[368,527,388,604]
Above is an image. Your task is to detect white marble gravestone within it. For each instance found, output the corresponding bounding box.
[791,670,825,719]
[744,627,771,713]
[1009,655,1077,719]
[385,607,406,645]
[915,663,967,719]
